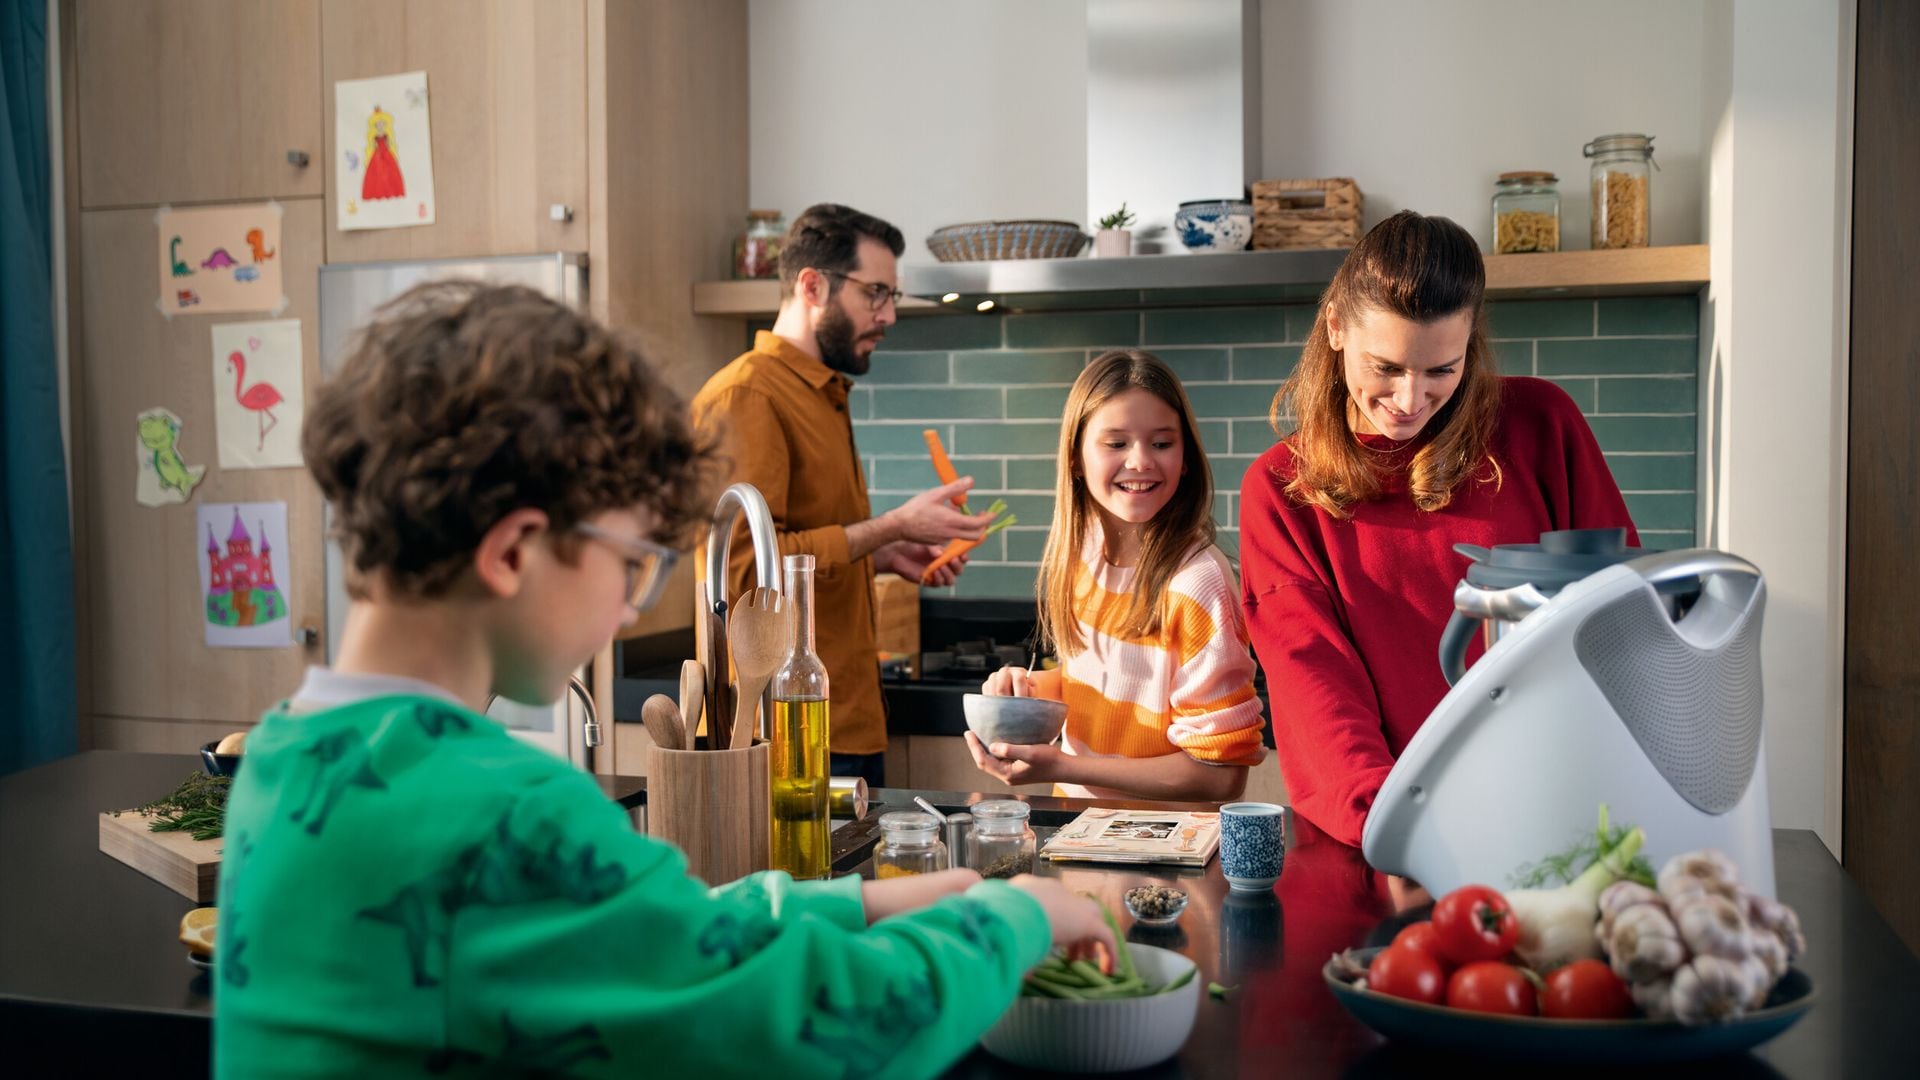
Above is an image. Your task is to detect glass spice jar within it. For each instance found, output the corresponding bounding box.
[1491,172,1561,253]
[732,209,785,280]
[1585,134,1656,249]
[873,812,946,879]
[968,800,1037,880]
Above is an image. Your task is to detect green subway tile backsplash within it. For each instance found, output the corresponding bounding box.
[1144,306,1287,345]
[1004,311,1139,349]
[1598,296,1699,336]
[1537,338,1696,376]
[1490,299,1595,339]
[862,352,950,384]
[862,296,1699,596]
[952,350,1085,385]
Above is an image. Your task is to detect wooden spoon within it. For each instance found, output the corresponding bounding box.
[641,693,684,751]
[727,587,792,750]
[679,659,706,745]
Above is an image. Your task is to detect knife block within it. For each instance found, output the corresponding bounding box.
[646,739,769,885]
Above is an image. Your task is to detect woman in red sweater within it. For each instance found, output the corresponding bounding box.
[1239,211,1636,849]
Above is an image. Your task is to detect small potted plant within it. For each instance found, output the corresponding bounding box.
[1095,203,1136,257]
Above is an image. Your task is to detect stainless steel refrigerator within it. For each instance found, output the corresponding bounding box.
[316,253,589,761]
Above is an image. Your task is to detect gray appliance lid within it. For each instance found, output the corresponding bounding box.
[1454,528,1638,594]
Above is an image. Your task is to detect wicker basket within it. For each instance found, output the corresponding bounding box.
[1251,178,1363,250]
[926,220,1090,262]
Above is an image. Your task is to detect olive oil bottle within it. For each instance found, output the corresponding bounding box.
[769,555,830,880]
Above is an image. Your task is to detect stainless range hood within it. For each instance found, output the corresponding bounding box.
[903,247,1345,311]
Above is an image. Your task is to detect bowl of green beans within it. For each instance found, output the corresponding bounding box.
[981,940,1200,1072]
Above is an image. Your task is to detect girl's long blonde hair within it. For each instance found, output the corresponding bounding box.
[1038,350,1216,657]
[1273,210,1502,517]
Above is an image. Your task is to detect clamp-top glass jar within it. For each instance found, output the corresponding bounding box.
[873,812,947,878]
[1491,172,1560,253]
[1585,134,1655,249]
[733,209,785,279]
[968,800,1036,879]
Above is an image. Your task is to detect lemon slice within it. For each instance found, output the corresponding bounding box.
[179,906,217,958]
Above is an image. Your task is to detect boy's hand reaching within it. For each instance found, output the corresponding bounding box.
[1005,875,1115,963]
[860,868,983,924]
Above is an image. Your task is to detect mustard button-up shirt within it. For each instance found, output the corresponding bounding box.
[691,331,887,755]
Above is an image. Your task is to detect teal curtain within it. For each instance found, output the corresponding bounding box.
[0,1,76,775]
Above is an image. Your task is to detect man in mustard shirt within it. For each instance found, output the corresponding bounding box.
[692,204,997,784]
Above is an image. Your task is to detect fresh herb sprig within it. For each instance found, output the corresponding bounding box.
[119,772,231,842]
[1508,804,1656,890]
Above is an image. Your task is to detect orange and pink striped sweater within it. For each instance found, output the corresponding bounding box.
[1053,536,1268,798]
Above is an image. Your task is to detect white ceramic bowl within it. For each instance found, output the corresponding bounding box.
[963,693,1068,746]
[980,944,1200,1073]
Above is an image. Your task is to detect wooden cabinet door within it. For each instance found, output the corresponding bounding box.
[321,0,588,262]
[74,0,323,208]
[75,201,327,743]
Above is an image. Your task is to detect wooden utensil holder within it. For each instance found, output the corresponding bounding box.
[645,739,770,885]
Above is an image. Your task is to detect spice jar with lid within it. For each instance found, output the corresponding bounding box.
[732,209,785,279]
[968,800,1037,879]
[1491,172,1561,253]
[873,812,946,879]
[1584,134,1656,249]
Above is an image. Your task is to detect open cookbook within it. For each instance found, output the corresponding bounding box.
[1039,808,1220,867]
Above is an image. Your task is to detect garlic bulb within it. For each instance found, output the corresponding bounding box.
[1597,880,1661,939]
[1672,893,1753,960]
[1658,849,1741,903]
[1670,955,1756,1024]
[1749,927,1790,983]
[1739,955,1775,1008]
[1744,892,1807,960]
[1631,975,1676,1021]
[1608,902,1688,983]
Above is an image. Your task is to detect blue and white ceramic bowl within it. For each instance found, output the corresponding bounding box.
[1174,199,1254,252]
[1219,801,1287,891]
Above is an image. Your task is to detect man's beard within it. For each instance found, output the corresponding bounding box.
[816,301,879,376]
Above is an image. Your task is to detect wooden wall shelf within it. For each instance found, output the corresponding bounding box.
[691,244,1710,317]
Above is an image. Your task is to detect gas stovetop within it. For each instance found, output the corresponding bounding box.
[882,637,1034,686]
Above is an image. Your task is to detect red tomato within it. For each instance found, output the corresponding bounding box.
[1431,885,1520,965]
[1367,945,1446,1005]
[1542,959,1634,1019]
[1389,921,1452,970]
[1446,961,1538,1016]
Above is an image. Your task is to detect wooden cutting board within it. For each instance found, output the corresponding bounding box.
[98,811,221,902]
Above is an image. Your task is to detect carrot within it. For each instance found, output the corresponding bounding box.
[920,499,1015,583]
[923,428,967,510]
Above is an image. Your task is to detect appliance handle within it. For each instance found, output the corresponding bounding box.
[1439,581,1550,685]
[1625,548,1761,590]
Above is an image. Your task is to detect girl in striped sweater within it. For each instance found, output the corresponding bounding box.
[966,350,1267,802]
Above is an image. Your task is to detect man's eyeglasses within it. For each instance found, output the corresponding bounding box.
[824,270,904,312]
[575,523,680,612]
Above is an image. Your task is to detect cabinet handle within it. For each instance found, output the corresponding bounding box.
[297,624,321,648]
[287,150,310,168]
[549,203,574,223]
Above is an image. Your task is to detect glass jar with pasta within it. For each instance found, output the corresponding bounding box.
[1491,172,1560,253]
[1585,134,1656,249]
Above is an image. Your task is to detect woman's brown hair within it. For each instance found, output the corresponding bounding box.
[1271,210,1501,517]
[1038,350,1216,657]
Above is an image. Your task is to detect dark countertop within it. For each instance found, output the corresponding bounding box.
[4,752,1917,1077]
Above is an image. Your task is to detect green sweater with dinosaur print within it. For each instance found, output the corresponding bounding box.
[215,694,1051,1078]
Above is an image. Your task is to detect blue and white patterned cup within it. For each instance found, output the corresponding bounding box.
[1219,802,1287,892]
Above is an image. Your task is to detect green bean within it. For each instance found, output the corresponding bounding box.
[1068,959,1109,987]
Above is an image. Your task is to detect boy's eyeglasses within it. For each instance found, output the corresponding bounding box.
[575,523,679,612]
[823,270,904,312]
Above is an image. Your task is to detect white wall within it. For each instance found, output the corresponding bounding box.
[747,0,1087,265]
[1699,0,1853,854]
[1258,0,1707,246]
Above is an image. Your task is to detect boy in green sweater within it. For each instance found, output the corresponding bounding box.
[215,282,1110,1078]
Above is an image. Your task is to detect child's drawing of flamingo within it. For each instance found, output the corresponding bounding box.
[227,350,284,450]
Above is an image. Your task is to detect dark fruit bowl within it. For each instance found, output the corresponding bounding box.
[200,741,242,778]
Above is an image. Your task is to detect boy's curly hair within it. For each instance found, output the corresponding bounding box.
[304,281,716,599]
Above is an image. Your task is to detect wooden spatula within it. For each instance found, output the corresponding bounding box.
[679,659,705,744]
[640,693,684,751]
[727,587,792,751]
